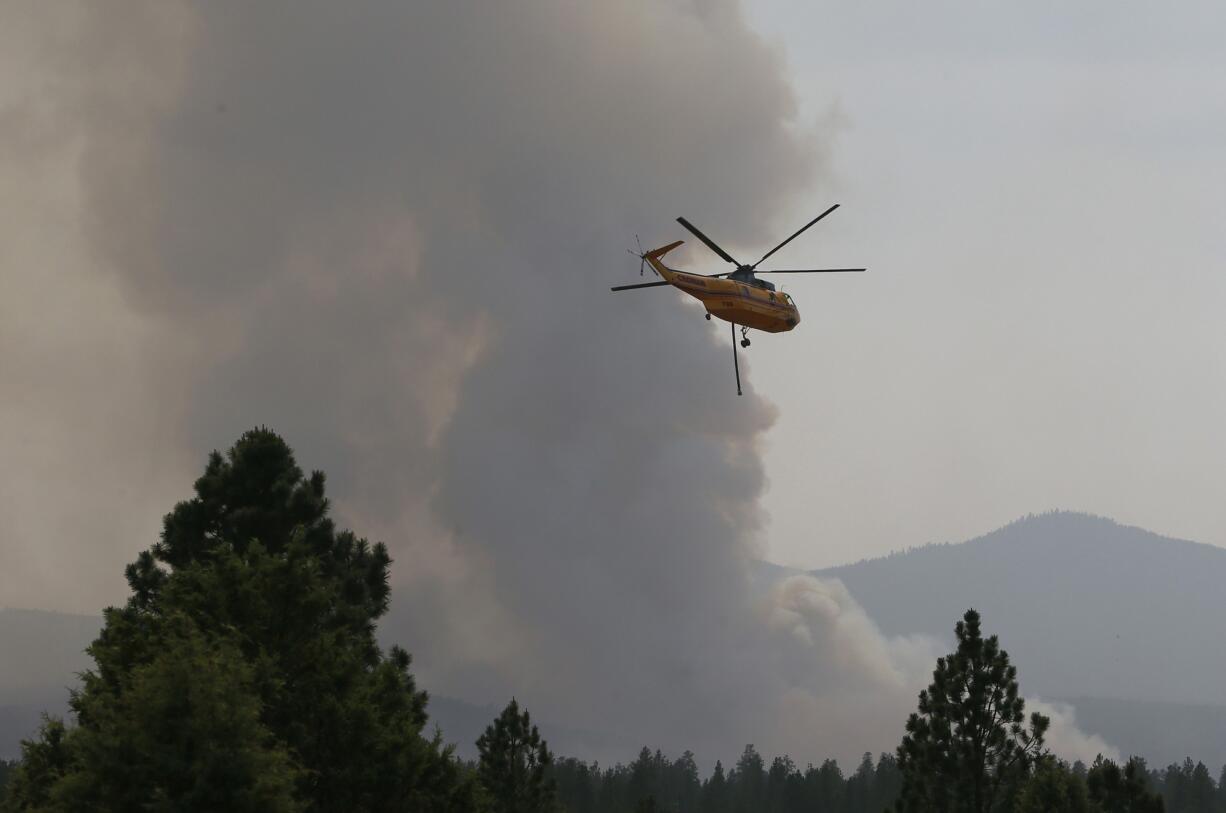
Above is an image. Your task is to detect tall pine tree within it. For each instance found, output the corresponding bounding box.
[477,698,557,812]
[896,608,1048,813]
[3,428,475,812]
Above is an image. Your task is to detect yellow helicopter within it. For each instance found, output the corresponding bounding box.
[612,204,864,395]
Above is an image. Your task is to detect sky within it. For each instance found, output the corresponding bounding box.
[743,1,1226,569]
[1,0,1219,766]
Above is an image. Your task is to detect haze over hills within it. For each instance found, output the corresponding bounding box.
[4,511,1225,767]
[810,511,1226,707]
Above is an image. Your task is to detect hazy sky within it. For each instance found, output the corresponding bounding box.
[0,0,1217,766]
[5,1,1223,599]
[743,2,1226,568]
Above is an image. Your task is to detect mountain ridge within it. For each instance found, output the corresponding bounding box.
[4,511,1225,766]
[807,511,1226,706]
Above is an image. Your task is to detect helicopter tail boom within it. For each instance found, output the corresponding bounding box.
[642,240,684,280]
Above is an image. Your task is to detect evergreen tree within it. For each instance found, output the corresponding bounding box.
[551,757,597,813]
[765,755,797,813]
[807,758,844,811]
[51,615,299,811]
[730,744,765,812]
[627,747,666,808]
[671,751,702,813]
[873,753,904,812]
[477,698,557,812]
[702,761,730,813]
[634,796,661,813]
[1159,757,1216,813]
[1014,757,1092,813]
[845,752,877,812]
[3,429,475,811]
[896,608,1049,813]
[1,719,72,812]
[1085,755,1164,813]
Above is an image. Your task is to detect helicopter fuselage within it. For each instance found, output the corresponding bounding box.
[644,241,800,333]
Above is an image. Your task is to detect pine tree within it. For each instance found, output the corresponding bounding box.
[896,608,1049,813]
[844,752,877,812]
[671,750,702,812]
[551,758,597,813]
[730,744,766,812]
[3,429,475,811]
[807,758,844,810]
[1186,759,1217,813]
[50,615,300,811]
[1085,755,1164,813]
[1,719,72,811]
[1015,757,1093,813]
[477,698,557,812]
[703,761,730,813]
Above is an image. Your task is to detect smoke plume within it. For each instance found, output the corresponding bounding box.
[0,1,1112,766]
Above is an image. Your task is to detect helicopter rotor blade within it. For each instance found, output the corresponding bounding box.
[751,204,840,269]
[676,217,740,266]
[610,280,672,292]
[756,268,866,274]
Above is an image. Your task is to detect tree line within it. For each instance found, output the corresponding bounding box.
[0,428,1222,811]
[549,746,1226,813]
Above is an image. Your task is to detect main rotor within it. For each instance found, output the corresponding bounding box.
[676,203,862,286]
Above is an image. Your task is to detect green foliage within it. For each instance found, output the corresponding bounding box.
[477,698,557,813]
[896,608,1049,813]
[634,797,661,813]
[730,744,765,812]
[3,428,475,812]
[1,718,72,812]
[1159,758,1215,813]
[701,760,729,813]
[551,750,903,813]
[54,615,299,811]
[1085,755,1164,813]
[1015,757,1093,813]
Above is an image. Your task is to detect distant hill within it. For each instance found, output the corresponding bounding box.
[0,609,629,763]
[809,512,1226,708]
[1057,697,1226,770]
[4,512,1226,767]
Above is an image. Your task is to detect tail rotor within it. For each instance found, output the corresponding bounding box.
[626,235,656,277]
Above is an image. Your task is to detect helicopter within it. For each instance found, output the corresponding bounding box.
[611,204,865,395]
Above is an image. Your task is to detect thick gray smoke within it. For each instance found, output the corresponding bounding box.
[0,1,1111,766]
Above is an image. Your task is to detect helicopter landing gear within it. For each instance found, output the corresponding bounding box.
[740,326,751,348]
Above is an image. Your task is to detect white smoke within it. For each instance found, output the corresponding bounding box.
[1030,699,1121,764]
[760,575,1119,765]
